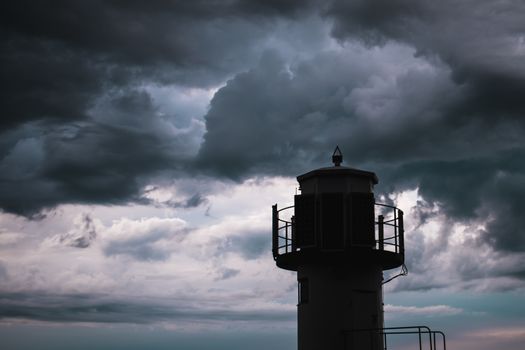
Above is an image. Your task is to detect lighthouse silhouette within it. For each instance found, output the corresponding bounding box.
[272,146,407,350]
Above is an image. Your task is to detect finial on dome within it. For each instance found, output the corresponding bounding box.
[332,146,343,166]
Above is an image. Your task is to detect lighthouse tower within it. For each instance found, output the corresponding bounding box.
[272,147,405,350]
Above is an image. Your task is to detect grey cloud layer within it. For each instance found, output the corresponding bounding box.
[327,0,525,123]
[0,0,320,217]
[197,1,525,260]
[2,0,308,129]
[0,292,293,324]
[0,89,199,217]
[2,2,525,268]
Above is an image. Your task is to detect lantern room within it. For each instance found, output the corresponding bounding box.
[272,147,405,271]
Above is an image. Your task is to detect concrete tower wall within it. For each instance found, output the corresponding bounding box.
[297,264,383,350]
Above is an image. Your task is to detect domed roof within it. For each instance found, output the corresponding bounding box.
[297,165,378,184]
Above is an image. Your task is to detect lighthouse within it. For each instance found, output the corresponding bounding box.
[272,147,405,350]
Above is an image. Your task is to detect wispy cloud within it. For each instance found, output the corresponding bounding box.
[465,327,525,340]
[385,304,463,317]
[0,292,294,326]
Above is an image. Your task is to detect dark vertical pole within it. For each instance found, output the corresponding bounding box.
[291,216,296,252]
[378,215,384,251]
[394,208,398,253]
[272,204,278,258]
[398,210,404,257]
[285,222,289,253]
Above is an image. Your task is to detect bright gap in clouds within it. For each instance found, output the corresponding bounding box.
[384,187,525,293]
[0,176,298,327]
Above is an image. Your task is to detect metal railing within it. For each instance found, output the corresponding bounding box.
[343,326,446,350]
[376,203,404,256]
[272,204,295,256]
[272,203,404,259]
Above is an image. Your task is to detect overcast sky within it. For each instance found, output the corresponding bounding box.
[1,1,525,349]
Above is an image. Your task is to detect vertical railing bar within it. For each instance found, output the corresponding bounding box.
[436,331,446,350]
[427,327,433,350]
[288,222,291,253]
[288,222,290,253]
[272,204,278,258]
[289,222,292,252]
[285,222,288,253]
[291,216,296,252]
[418,326,422,350]
[378,215,384,251]
[394,208,398,253]
[399,210,404,257]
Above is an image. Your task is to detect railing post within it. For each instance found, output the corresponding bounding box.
[272,204,278,258]
[394,208,398,253]
[378,215,384,251]
[291,216,296,252]
[398,210,404,257]
[418,327,422,350]
[285,222,289,253]
[439,331,447,350]
[425,327,433,350]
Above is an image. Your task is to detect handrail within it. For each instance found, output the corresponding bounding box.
[272,202,404,259]
[343,325,446,350]
[277,205,294,213]
[375,203,399,210]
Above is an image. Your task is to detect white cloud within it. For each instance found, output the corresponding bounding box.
[466,327,525,340]
[101,216,188,261]
[0,176,297,326]
[385,304,463,317]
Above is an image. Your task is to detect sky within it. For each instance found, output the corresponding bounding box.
[1,1,525,349]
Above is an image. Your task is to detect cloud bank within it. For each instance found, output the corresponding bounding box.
[1,1,525,332]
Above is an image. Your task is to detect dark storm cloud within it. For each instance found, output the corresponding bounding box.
[197,49,382,177]
[322,0,525,255]
[0,89,198,217]
[0,292,293,324]
[0,40,103,130]
[2,0,525,272]
[0,0,324,217]
[197,47,463,175]
[326,0,525,118]
[196,1,525,261]
[0,0,314,130]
